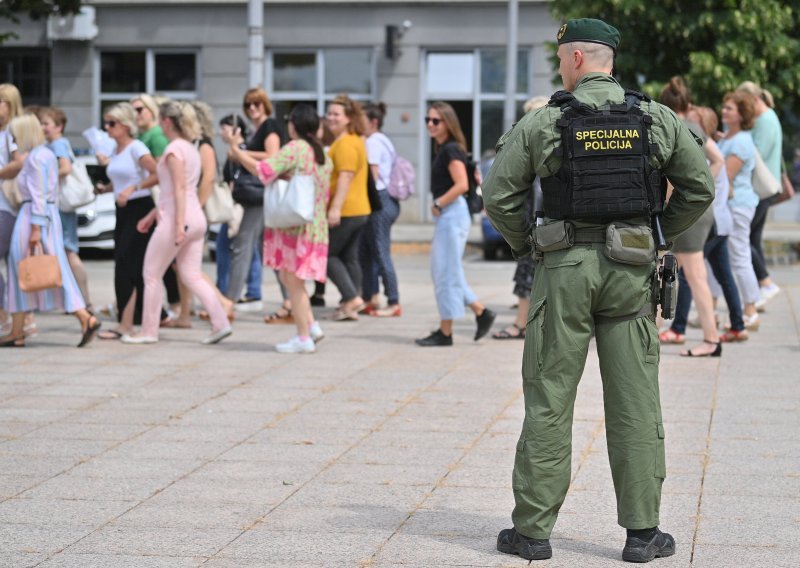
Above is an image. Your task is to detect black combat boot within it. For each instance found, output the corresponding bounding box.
[622,527,675,563]
[496,528,552,561]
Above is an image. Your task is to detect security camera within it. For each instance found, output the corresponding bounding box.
[402,20,413,32]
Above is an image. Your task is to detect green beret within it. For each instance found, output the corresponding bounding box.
[556,18,621,51]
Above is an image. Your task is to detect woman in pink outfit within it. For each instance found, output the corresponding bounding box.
[122,101,232,345]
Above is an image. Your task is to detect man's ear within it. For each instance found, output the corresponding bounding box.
[573,49,584,69]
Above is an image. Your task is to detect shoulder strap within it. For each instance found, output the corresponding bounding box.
[376,134,397,167]
[548,90,575,107]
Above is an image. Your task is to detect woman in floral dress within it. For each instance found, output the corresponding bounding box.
[230,104,332,353]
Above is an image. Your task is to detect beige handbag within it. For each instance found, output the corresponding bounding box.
[18,243,63,292]
[1,179,22,212]
[204,180,235,223]
[752,150,781,200]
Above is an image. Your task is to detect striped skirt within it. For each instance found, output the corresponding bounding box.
[6,202,86,314]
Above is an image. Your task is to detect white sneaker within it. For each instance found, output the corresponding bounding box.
[121,334,158,344]
[202,326,232,345]
[760,283,781,302]
[234,299,263,312]
[754,298,767,313]
[275,335,315,354]
[310,321,325,343]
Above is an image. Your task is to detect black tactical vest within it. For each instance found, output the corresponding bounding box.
[540,89,665,222]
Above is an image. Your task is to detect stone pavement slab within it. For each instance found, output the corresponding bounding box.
[1,253,799,567]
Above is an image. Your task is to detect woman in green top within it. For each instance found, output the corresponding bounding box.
[131,94,168,157]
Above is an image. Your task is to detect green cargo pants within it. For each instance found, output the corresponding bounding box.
[512,243,665,539]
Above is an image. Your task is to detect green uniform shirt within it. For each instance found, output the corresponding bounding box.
[483,72,714,257]
[139,125,168,158]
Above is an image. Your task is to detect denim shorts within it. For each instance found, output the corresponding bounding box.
[60,210,79,253]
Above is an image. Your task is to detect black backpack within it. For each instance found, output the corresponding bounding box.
[464,154,483,214]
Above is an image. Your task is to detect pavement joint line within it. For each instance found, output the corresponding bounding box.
[201,363,463,564]
[25,355,311,565]
[571,414,606,487]
[359,387,524,568]
[1,350,245,504]
[688,357,722,565]
[203,344,510,564]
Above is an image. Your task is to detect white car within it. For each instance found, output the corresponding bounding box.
[72,155,116,250]
[76,192,116,250]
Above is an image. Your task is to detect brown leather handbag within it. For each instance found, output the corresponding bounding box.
[18,243,62,292]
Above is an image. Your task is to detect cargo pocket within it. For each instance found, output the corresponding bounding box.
[512,439,528,491]
[542,246,587,268]
[644,322,659,365]
[522,298,547,381]
[655,422,666,479]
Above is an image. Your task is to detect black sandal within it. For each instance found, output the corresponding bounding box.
[492,324,526,340]
[680,339,722,357]
[0,336,25,348]
[78,317,102,348]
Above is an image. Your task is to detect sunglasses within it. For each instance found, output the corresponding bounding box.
[103,120,117,128]
[132,106,145,114]
[245,101,261,109]
[424,117,442,126]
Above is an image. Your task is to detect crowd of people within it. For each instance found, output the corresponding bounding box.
[0,77,792,354]
[0,82,504,352]
[656,77,788,356]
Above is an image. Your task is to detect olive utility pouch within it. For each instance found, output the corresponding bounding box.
[532,220,575,252]
[603,223,655,265]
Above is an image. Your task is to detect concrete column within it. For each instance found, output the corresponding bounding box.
[247,0,263,88]
[503,0,519,132]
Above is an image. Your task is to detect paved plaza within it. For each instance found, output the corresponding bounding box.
[1,248,799,567]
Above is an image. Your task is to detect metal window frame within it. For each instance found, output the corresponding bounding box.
[420,47,534,220]
[267,47,377,117]
[94,48,201,126]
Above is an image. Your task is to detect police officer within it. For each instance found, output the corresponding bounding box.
[483,18,714,563]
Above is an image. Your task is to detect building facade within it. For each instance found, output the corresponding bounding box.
[1,0,559,221]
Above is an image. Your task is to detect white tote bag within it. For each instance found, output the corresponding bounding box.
[59,154,96,212]
[752,150,781,200]
[203,181,235,224]
[263,174,316,229]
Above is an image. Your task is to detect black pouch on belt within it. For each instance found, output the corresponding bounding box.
[532,220,574,252]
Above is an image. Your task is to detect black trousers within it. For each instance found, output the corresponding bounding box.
[327,215,368,303]
[749,197,772,282]
[114,197,155,325]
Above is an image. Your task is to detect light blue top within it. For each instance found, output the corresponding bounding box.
[0,128,18,215]
[751,108,782,181]
[711,165,733,236]
[47,137,73,162]
[718,130,759,210]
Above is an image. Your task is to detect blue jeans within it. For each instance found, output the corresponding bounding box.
[360,191,401,305]
[672,233,744,334]
[431,197,477,320]
[215,222,262,301]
